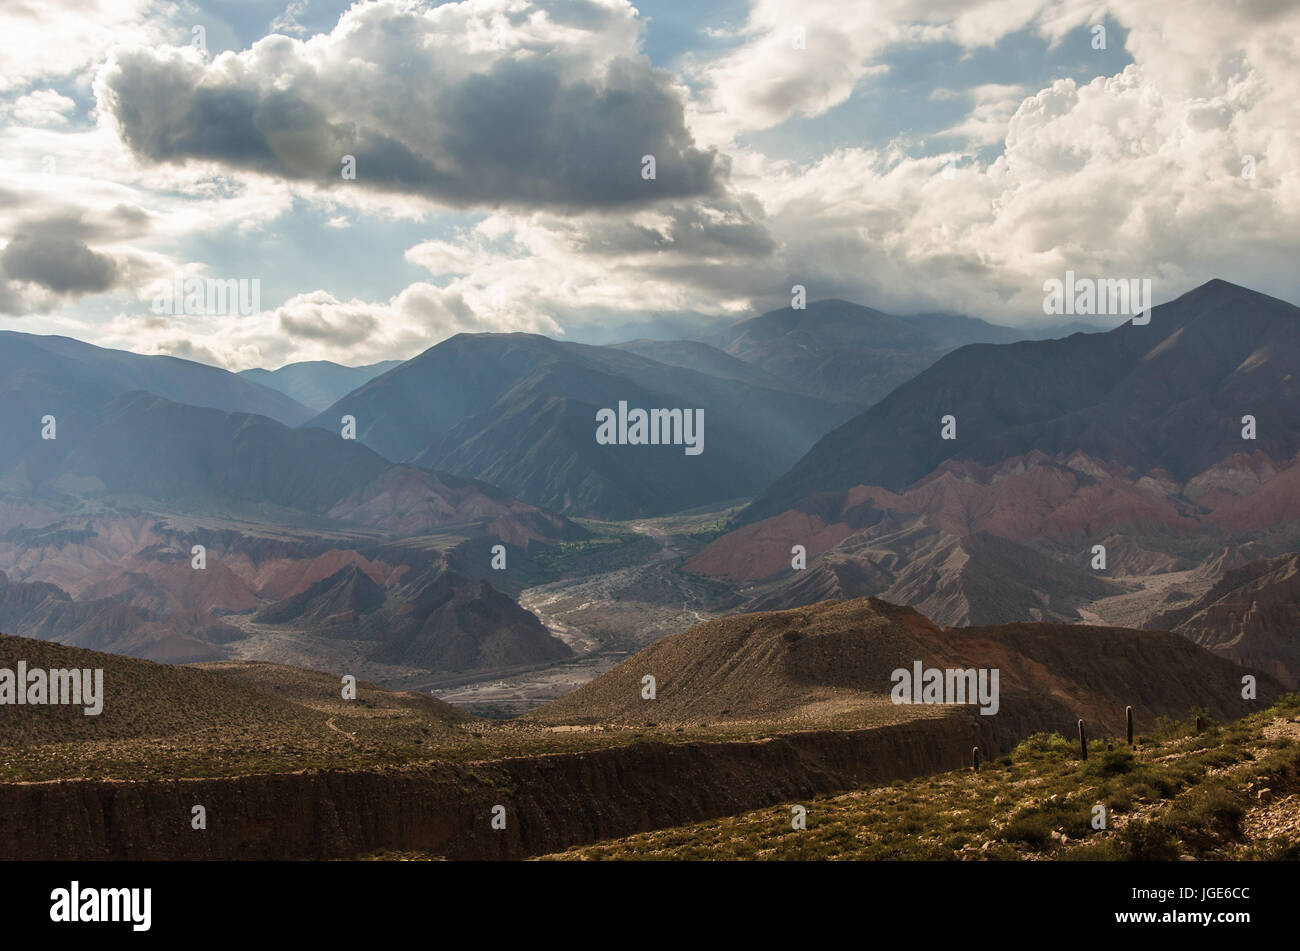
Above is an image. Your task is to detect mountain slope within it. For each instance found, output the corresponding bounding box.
[0,331,312,427]
[1146,551,1300,688]
[254,563,387,626]
[528,597,1279,732]
[610,339,788,389]
[0,570,237,663]
[240,359,402,412]
[710,300,1032,407]
[308,332,843,518]
[745,280,1300,524]
[363,564,573,671]
[739,527,1122,626]
[0,632,469,782]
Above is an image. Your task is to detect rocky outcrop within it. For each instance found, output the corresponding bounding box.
[1147,552,1300,688]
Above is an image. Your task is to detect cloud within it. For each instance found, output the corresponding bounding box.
[5,90,77,127]
[97,0,724,210]
[0,202,157,313]
[97,281,566,370]
[269,0,312,37]
[1,231,119,294]
[934,84,1028,146]
[0,0,184,93]
[683,0,1101,146]
[8,0,1299,364]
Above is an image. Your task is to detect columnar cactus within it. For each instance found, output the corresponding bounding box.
[972,746,980,771]
[1126,705,1134,746]
[1078,719,1087,760]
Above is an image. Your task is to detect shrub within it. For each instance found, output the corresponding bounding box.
[1086,748,1136,777]
[1002,812,1054,847]
[1123,819,1180,860]
[1169,784,1245,851]
[1013,732,1071,761]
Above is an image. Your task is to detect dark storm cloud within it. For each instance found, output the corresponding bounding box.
[0,202,152,313]
[1,230,120,294]
[99,18,725,210]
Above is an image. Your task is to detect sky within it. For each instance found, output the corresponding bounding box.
[0,0,1296,370]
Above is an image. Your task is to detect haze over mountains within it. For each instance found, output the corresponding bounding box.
[0,330,313,434]
[0,280,1295,704]
[306,332,843,519]
[745,281,1299,518]
[240,359,402,412]
[701,300,1039,406]
[0,334,581,674]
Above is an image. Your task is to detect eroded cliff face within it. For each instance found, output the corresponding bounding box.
[0,713,1020,861]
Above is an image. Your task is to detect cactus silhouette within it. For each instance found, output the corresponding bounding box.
[1126,705,1134,746]
[972,746,980,771]
[1078,719,1087,760]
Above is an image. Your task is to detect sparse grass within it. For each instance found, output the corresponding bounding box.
[690,517,731,542]
[523,534,659,585]
[539,695,1300,861]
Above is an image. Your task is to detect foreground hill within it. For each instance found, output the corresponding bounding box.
[307,332,841,519]
[1,612,1286,859]
[0,632,467,780]
[1146,551,1300,688]
[527,597,1278,734]
[542,697,1300,861]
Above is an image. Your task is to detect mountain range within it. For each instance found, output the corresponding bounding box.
[239,359,402,412]
[306,332,844,519]
[698,299,1098,407]
[0,278,1294,697]
[686,281,1300,684]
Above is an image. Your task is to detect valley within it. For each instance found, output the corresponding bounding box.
[0,279,1297,864]
[429,508,739,714]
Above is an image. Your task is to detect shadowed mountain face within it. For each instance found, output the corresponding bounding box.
[240,359,402,412]
[255,563,387,626]
[745,281,1300,523]
[610,339,789,390]
[1146,551,1300,689]
[0,331,312,430]
[2,390,580,542]
[0,341,582,678]
[307,332,844,519]
[706,300,1039,408]
[686,281,1300,642]
[7,391,390,510]
[250,561,572,673]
